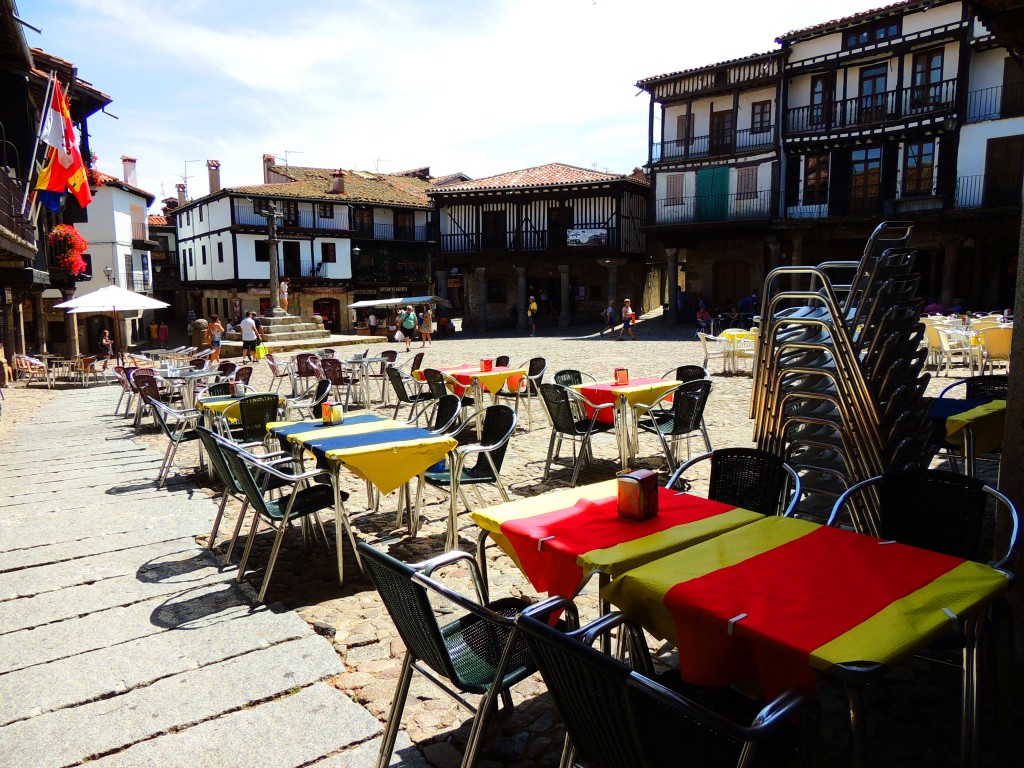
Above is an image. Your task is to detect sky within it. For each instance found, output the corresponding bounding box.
[23,0,879,207]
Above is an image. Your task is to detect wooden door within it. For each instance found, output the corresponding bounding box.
[984,136,1024,207]
[282,240,301,277]
[482,210,506,250]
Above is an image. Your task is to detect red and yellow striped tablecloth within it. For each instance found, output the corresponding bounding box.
[415,363,526,395]
[470,480,762,599]
[603,516,1011,697]
[577,377,679,424]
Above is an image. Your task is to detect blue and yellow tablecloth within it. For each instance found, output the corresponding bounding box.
[268,415,456,495]
[928,397,1006,456]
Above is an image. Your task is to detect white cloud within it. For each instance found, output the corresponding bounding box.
[30,0,879,204]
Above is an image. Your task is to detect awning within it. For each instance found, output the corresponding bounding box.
[348,295,451,310]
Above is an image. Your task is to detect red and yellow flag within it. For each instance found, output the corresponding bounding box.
[35,78,92,211]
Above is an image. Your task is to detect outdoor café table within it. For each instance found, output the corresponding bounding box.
[927,397,1006,478]
[602,515,1012,767]
[469,479,762,605]
[415,363,528,431]
[575,377,680,467]
[267,414,458,537]
[341,355,387,407]
[163,367,221,406]
[719,328,757,374]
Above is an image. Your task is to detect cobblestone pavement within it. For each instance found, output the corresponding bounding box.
[3,310,1018,767]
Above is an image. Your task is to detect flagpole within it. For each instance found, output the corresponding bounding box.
[20,71,57,216]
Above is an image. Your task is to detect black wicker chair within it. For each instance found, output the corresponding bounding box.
[666,448,802,518]
[637,379,713,472]
[358,542,539,768]
[421,405,518,550]
[385,366,433,423]
[430,393,463,435]
[494,354,511,368]
[553,369,597,387]
[662,364,709,382]
[516,597,808,768]
[539,383,616,487]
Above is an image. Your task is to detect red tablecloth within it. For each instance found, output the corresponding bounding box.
[578,377,675,424]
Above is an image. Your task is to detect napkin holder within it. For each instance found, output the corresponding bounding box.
[321,401,345,425]
[617,469,658,520]
[480,358,493,372]
[614,367,629,386]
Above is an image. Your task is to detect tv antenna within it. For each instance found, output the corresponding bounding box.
[373,158,389,173]
[276,150,303,166]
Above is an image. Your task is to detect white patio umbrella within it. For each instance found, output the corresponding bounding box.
[54,285,170,363]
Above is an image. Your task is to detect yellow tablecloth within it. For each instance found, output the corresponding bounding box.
[945,399,1006,457]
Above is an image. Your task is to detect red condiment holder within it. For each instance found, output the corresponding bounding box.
[614,367,629,385]
[480,358,493,372]
[617,469,658,520]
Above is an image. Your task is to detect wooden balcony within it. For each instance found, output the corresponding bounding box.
[652,127,774,163]
[965,81,1024,123]
[439,226,619,253]
[785,79,957,136]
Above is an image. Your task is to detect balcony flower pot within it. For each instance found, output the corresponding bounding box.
[47,224,88,276]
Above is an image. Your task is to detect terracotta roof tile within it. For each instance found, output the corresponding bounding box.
[637,50,783,88]
[93,170,155,204]
[148,215,168,226]
[777,0,930,42]
[233,166,431,208]
[428,162,648,193]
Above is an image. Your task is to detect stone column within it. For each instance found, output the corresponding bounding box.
[605,261,619,306]
[12,294,25,354]
[435,269,449,301]
[558,264,571,328]
[939,236,960,310]
[30,291,47,353]
[516,266,528,330]
[664,248,679,325]
[475,266,488,331]
[765,236,783,273]
[62,288,80,356]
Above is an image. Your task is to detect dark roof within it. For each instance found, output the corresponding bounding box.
[971,0,1024,60]
[636,49,783,88]
[426,162,648,194]
[29,48,112,119]
[236,165,431,208]
[776,0,943,43]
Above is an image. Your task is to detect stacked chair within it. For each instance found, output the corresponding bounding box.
[750,221,935,523]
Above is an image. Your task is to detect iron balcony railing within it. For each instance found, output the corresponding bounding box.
[786,79,956,135]
[954,175,984,209]
[234,203,314,228]
[0,171,35,248]
[652,127,775,163]
[129,270,151,293]
[965,81,1024,123]
[369,223,430,241]
[655,191,774,224]
[440,226,618,253]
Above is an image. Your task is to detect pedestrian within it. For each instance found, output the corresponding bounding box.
[252,311,264,342]
[206,314,225,361]
[617,299,637,340]
[239,312,258,363]
[279,278,290,313]
[368,310,378,336]
[419,305,433,347]
[148,321,159,344]
[100,329,114,368]
[599,301,616,336]
[398,304,417,352]
[158,322,169,346]
[527,295,538,337]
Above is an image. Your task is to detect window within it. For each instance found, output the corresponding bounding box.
[751,100,772,133]
[709,108,734,153]
[911,49,944,109]
[803,153,830,205]
[843,18,900,49]
[486,279,507,303]
[253,199,268,215]
[665,173,685,205]
[201,245,207,265]
[849,146,883,212]
[321,242,337,263]
[318,202,334,219]
[858,64,889,124]
[198,206,203,223]
[810,74,831,127]
[736,167,758,200]
[185,210,191,226]
[282,200,299,226]
[675,113,694,145]
[482,210,507,250]
[354,207,373,234]
[81,253,93,278]
[903,140,934,196]
[254,240,269,262]
[188,247,193,267]
[395,211,415,240]
[217,242,224,263]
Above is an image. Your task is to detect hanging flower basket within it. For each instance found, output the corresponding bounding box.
[48,224,89,276]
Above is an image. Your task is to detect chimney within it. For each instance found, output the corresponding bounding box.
[330,169,346,194]
[175,183,187,206]
[161,197,179,215]
[262,153,276,183]
[121,155,138,186]
[207,159,221,194]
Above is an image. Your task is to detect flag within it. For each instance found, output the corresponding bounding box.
[34,78,92,211]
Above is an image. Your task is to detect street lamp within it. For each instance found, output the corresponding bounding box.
[103,265,114,283]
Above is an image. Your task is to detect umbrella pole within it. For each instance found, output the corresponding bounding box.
[114,309,125,366]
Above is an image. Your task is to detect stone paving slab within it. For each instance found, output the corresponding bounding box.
[0,635,342,768]
[0,581,252,675]
[86,683,382,768]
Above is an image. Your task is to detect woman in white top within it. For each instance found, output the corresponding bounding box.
[419,307,433,347]
[617,298,637,340]
[279,278,290,313]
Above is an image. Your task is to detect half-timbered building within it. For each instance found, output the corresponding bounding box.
[427,163,651,331]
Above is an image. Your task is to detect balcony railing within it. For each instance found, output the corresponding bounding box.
[129,270,151,293]
[652,127,774,162]
[786,79,956,135]
[0,171,35,248]
[954,175,984,209]
[965,82,1024,123]
[131,221,152,242]
[234,203,313,228]
[655,191,774,225]
[440,226,618,253]
[369,223,430,241]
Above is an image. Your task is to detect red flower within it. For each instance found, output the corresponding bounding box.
[48,224,89,276]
